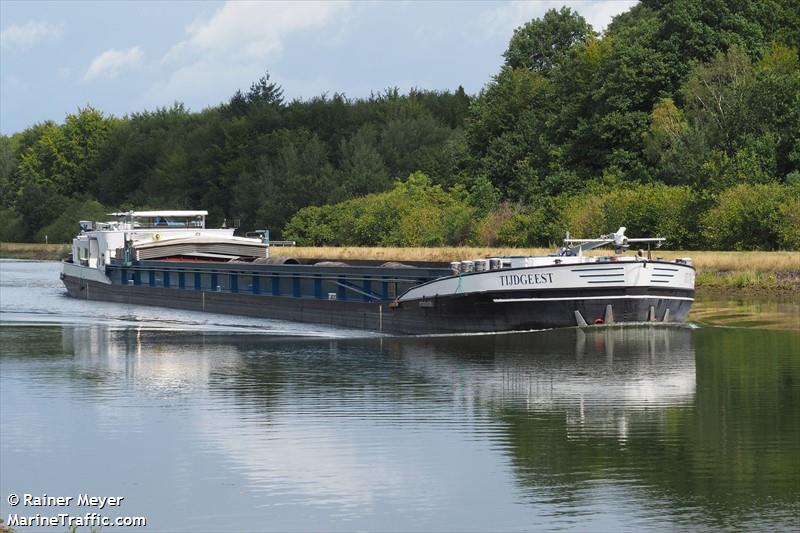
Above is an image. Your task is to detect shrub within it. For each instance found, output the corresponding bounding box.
[282,205,335,246]
[494,209,536,247]
[0,208,26,242]
[701,183,788,250]
[561,184,696,247]
[776,192,800,249]
[284,171,477,247]
[476,203,517,246]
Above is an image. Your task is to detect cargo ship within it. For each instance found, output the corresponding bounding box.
[61,210,695,334]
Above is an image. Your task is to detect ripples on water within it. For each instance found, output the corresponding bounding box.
[1,260,798,531]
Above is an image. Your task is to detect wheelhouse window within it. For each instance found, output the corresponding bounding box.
[131,215,205,229]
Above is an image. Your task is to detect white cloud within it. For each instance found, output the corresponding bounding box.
[0,20,63,49]
[149,1,349,106]
[165,0,349,63]
[579,0,640,33]
[480,0,639,38]
[84,46,144,80]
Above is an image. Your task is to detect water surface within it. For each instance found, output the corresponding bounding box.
[1,261,798,531]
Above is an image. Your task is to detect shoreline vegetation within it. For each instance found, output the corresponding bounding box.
[2,242,797,292]
[0,242,71,261]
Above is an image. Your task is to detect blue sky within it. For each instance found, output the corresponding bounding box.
[0,1,637,134]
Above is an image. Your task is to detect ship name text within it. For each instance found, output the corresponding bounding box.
[499,273,553,287]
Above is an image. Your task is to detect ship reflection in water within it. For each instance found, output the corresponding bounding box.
[1,324,797,531]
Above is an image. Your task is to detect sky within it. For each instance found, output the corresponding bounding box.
[0,0,638,134]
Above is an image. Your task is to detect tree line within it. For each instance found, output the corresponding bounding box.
[1,0,798,250]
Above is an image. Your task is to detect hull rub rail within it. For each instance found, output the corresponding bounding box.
[494,295,694,303]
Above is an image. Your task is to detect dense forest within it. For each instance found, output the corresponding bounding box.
[1,0,798,250]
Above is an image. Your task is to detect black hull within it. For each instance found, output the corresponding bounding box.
[63,274,693,335]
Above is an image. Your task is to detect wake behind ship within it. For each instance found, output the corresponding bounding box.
[61,210,695,334]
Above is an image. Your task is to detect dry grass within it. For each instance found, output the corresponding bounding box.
[272,246,552,263]
[653,250,799,273]
[0,242,71,260]
[274,246,800,273]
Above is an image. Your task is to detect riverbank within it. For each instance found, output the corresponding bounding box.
[2,243,797,291]
[0,242,70,260]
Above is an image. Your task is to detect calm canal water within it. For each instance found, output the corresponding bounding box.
[1,260,798,531]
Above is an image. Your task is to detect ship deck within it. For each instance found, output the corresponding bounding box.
[103,258,452,304]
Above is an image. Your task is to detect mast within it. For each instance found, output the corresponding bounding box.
[559,227,665,256]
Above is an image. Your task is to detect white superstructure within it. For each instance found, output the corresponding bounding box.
[70,210,268,273]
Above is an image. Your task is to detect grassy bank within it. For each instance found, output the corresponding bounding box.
[2,242,797,291]
[0,242,71,260]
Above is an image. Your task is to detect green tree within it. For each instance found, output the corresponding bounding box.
[15,182,68,240]
[503,7,594,73]
[247,71,284,108]
[748,44,800,178]
[34,198,108,243]
[681,45,755,149]
[334,124,389,199]
[0,208,25,242]
[699,134,779,191]
[642,98,688,162]
[465,67,555,199]
[0,135,19,207]
[254,129,336,237]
